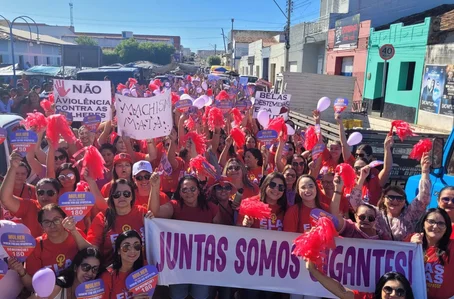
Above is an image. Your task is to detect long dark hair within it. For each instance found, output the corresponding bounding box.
[260,172,287,213]
[244,148,263,167]
[55,148,70,163]
[56,163,80,191]
[377,185,409,213]
[355,158,371,182]
[287,154,308,175]
[174,175,209,210]
[374,271,414,299]
[36,178,61,194]
[56,247,104,288]
[416,208,452,265]
[112,230,144,276]
[294,175,322,209]
[222,158,255,190]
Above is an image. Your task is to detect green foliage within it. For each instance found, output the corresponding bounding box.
[207,55,221,66]
[109,38,175,65]
[74,36,98,46]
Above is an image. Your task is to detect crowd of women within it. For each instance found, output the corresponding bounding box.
[0,74,453,299]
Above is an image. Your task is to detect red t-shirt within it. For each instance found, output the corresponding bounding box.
[101,269,130,299]
[451,223,454,239]
[160,157,185,193]
[11,199,43,237]
[247,167,263,185]
[135,191,169,209]
[425,242,454,299]
[2,185,36,223]
[321,149,356,169]
[283,201,330,233]
[352,290,373,299]
[241,184,260,201]
[101,181,113,198]
[254,203,285,231]
[318,186,350,215]
[26,229,85,276]
[361,168,382,206]
[87,206,147,266]
[170,200,218,223]
[134,151,147,162]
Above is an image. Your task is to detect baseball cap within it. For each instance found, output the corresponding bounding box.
[133,160,153,176]
[113,153,133,165]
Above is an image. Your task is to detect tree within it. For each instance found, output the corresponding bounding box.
[114,38,175,64]
[208,55,221,66]
[75,36,98,46]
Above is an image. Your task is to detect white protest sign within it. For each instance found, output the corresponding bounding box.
[145,218,427,298]
[116,91,173,140]
[53,79,112,121]
[253,91,291,120]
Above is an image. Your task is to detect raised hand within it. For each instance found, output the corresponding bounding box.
[62,216,77,232]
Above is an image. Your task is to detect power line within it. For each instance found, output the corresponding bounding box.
[272,0,288,19]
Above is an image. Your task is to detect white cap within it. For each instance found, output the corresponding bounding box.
[133,160,153,176]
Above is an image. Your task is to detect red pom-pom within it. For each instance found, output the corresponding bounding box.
[390,120,416,142]
[206,89,213,97]
[40,100,52,113]
[48,93,55,104]
[47,114,77,148]
[148,83,159,91]
[230,127,246,148]
[239,197,272,219]
[187,75,192,82]
[182,131,207,155]
[171,92,180,105]
[184,88,189,94]
[409,139,432,161]
[117,83,127,92]
[75,181,89,192]
[231,108,243,127]
[216,90,230,101]
[152,79,162,87]
[335,163,356,193]
[189,155,218,179]
[202,106,212,125]
[267,117,287,141]
[128,78,138,89]
[292,217,338,269]
[208,107,225,131]
[82,146,107,180]
[304,126,318,151]
[184,116,196,131]
[21,112,48,131]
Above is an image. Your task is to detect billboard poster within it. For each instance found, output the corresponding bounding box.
[419,65,446,114]
[334,14,360,49]
[441,65,454,116]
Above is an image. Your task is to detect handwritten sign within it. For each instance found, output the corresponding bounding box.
[58,192,95,222]
[256,130,278,145]
[0,259,7,280]
[126,265,159,297]
[83,115,101,132]
[75,279,105,299]
[116,91,173,140]
[0,232,36,262]
[10,130,38,157]
[253,91,291,120]
[54,79,111,121]
[334,98,349,113]
[0,128,6,145]
[310,208,339,228]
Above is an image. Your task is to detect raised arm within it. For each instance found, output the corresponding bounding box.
[335,113,352,162]
[83,169,108,211]
[218,136,233,167]
[62,216,92,250]
[26,137,45,177]
[306,261,355,299]
[330,174,345,231]
[97,120,112,146]
[404,153,432,218]
[33,129,47,164]
[378,135,393,187]
[46,139,56,178]
[0,152,22,213]
[349,166,370,210]
[275,138,286,173]
[148,173,173,218]
[167,130,179,170]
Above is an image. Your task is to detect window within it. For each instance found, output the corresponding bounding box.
[34,56,38,65]
[46,57,50,65]
[398,62,416,91]
[18,55,24,68]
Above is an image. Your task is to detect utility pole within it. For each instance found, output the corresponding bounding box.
[231,18,234,69]
[285,0,292,72]
[221,28,227,53]
[69,0,74,28]
[214,44,217,56]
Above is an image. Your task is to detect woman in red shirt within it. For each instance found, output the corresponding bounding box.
[244,148,263,184]
[222,158,259,201]
[437,186,454,239]
[100,153,133,198]
[306,260,414,299]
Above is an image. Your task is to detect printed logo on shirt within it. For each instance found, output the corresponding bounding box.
[122,224,132,232]
[45,259,72,274]
[116,291,130,299]
[425,262,444,287]
[56,254,66,267]
[259,213,283,231]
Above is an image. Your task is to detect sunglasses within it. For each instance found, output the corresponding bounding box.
[386,195,405,202]
[58,173,75,181]
[80,263,99,274]
[41,217,63,228]
[121,243,142,253]
[54,155,66,162]
[292,162,305,167]
[112,191,132,199]
[181,186,197,194]
[355,153,366,158]
[135,174,151,181]
[425,219,447,229]
[227,165,241,171]
[357,214,376,222]
[37,189,56,197]
[214,185,233,192]
[382,286,406,297]
[269,181,285,192]
[441,197,454,205]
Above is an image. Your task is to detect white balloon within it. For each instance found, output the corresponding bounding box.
[196,87,202,94]
[257,110,270,128]
[202,82,208,90]
[317,97,331,112]
[205,96,213,107]
[286,124,295,135]
[193,96,206,109]
[180,94,194,101]
[347,132,363,146]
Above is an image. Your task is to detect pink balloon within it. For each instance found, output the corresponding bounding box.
[257,110,270,128]
[32,268,56,297]
[317,97,331,112]
[347,132,363,146]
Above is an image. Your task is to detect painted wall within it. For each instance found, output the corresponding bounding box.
[0,40,61,66]
[363,18,430,123]
[269,43,285,83]
[326,20,371,103]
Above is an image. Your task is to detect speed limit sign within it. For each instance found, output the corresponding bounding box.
[379,44,395,60]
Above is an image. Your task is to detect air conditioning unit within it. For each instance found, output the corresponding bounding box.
[121,31,133,39]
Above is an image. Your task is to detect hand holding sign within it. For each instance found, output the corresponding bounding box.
[59,192,95,222]
[76,279,105,299]
[10,130,38,157]
[0,232,36,262]
[126,265,159,298]
[334,98,348,113]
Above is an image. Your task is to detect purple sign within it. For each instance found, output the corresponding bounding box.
[310,208,339,228]
[0,232,36,262]
[215,100,233,112]
[175,99,193,111]
[312,143,325,160]
[10,130,38,157]
[126,265,159,297]
[0,259,7,280]
[58,192,95,222]
[56,110,73,122]
[235,100,252,111]
[83,115,101,132]
[256,130,278,144]
[75,279,105,299]
[334,98,349,113]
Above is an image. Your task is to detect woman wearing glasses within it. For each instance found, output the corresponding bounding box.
[101,230,146,299]
[132,160,169,209]
[87,179,153,267]
[222,158,259,200]
[437,186,454,239]
[306,260,414,299]
[28,247,103,299]
[349,154,431,241]
[54,164,81,195]
[207,179,236,225]
[8,204,90,291]
[100,153,134,198]
[411,208,454,299]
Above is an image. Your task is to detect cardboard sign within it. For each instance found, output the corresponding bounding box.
[0,259,7,280]
[334,98,349,113]
[0,232,36,262]
[83,115,101,132]
[253,91,290,120]
[126,265,159,297]
[256,130,278,144]
[312,143,325,160]
[310,208,339,228]
[10,130,38,157]
[175,99,193,112]
[56,110,74,123]
[0,128,6,145]
[75,279,105,299]
[58,192,95,222]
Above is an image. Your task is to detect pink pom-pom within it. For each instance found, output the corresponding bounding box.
[117,83,127,92]
[305,126,318,151]
[189,155,217,179]
[148,83,159,91]
[390,120,416,142]
[216,90,230,101]
[184,116,196,131]
[267,117,287,141]
[40,100,52,113]
[171,92,180,105]
[182,131,207,155]
[230,127,245,148]
[206,89,213,97]
[75,181,89,192]
[21,112,48,131]
[231,108,243,127]
[208,107,225,131]
[187,75,192,82]
[152,79,162,87]
[202,106,212,125]
[292,217,338,269]
[128,78,138,89]
[48,93,55,104]
[409,139,432,161]
[335,163,356,193]
[47,114,77,148]
[239,197,272,219]
[75,146,107,181]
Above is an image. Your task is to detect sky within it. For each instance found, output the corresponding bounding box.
[1,0,320,52]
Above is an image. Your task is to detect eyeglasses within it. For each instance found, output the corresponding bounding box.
[382,286,406,297]
[441,197,454,205]
[292,162,305,167]
[54,155,66,162]
[425,219,447,229]
[41,217,63,228]
[214,185,233,192]
[121,243,142,253]
[80,263,99,274]
[135,174,151,181]
[357,214,376,222]
[227,165,241,172]
[58,173,75,181]
[112,190,132,199]
[385,195,405,202]
[37,189,56,197]
[181,186,197,194]
[269,181,285,192]
[355,153,366,158]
